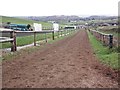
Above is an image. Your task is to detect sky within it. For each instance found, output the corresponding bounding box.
[0,0,119,16]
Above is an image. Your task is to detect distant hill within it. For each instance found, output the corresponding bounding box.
[88,15,117,20]
[17,15,117,22]
[17,15,81,22]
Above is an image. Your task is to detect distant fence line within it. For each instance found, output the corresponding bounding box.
[89,30,118,48]
[0,29,77,52]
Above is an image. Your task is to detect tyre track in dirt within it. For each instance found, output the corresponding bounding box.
[2,30,118,88]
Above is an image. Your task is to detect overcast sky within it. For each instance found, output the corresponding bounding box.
[0,0,119,16]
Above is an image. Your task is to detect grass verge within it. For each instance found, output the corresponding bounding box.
[87,30,119,69]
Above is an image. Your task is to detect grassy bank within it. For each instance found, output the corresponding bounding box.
[87,30,119,69]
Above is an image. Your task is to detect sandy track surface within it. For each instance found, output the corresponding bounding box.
[2,30,118,88]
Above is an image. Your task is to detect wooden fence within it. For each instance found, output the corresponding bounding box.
[0,29,76,52]
[89,30,118,48]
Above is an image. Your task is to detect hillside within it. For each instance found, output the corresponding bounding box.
[1,16,52,27]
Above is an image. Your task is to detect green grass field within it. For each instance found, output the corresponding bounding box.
[1,30,74,49]
[1,33,52,49]
[88,30,119,69]
[2,30,77,61]
[1,16,52,27]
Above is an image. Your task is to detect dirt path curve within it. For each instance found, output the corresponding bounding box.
[2,30,118,88]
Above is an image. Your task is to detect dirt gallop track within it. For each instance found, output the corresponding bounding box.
[2,30,118,88]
